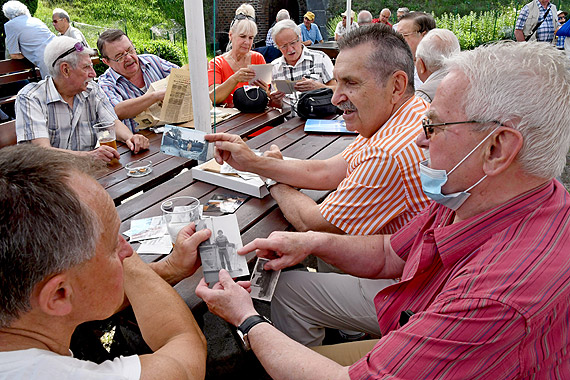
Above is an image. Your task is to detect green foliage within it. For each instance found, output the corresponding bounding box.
[435,7,519,49]
[327,15,342,38]
[133,39,185,66]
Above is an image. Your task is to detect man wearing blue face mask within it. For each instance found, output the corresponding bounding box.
[195,41,570,378]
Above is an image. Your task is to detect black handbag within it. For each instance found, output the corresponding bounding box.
[296,88,341,119]
[233,86,269,113]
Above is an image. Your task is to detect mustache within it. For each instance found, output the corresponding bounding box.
[337,100,357,111]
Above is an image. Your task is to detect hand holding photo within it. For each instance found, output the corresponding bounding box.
[196,214,249,285]
[248,63,273,85]
[160,125,209,161]
[250,257,281,302]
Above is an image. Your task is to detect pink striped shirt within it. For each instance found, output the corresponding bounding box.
[350,180,570,379]
[319,96,430,235]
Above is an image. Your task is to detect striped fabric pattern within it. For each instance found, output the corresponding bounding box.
[98,54,178,132]
[15,78,116,151]
[319,96,430,235]
[350,180,570,379]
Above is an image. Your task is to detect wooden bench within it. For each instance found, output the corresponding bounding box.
[0,120,17,148]
[0,58,41,110]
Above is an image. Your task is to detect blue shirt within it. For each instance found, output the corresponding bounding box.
[299,23,323,44]
[98,54,178,132]
[4,15,55,78]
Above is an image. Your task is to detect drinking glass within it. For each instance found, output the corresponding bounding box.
[93,122,118,164]
[161,196,201,244]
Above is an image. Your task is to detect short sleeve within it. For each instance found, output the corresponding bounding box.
[516,5,530,30]
[208,57,224,87]
[4,22,21,55]
[315,25,323,41]
[15,86,48,142]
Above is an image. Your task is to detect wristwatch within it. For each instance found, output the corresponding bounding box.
[265,178,278,191]
[237,314,272,350]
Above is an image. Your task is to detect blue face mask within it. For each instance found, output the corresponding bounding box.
[419,127,498,211]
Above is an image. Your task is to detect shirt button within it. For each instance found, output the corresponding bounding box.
[384,296,388,300]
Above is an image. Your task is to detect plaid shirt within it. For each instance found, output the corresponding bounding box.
[271,46,334,84]
[15,78,117,151]
[516,0,557,42]
[557,35,566,48]
[266,27,275,47]
[98,54,178,132]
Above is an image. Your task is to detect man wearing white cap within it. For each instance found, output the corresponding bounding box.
[15,36,149,163]
[335,10,359,40]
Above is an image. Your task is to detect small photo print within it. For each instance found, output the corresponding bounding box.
[196,214,249,285]
[203,193,246,215]
[161,125,209,161]
[250,258,281,302]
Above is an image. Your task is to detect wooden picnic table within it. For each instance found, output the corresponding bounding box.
[116,115,356,310]
[97,107,289,205]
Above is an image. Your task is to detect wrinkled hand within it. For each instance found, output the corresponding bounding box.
[269,91,286,108]
[195,269,256,327]
[238,231,314,271]
[232,67,256,84]
[86,145,119,162]
[125,134,149,154]
[205,132,260,171]
[262,144,283,160]
[163,223,212,282]
[294,78,323,92]
[251,79,269,92]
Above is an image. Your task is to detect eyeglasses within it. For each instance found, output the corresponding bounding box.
[105,46,136,63]
[400,31,419,38]
[421,119,501,139]
[52,18,64,24]
[278,37,300,50]
[52,41,86,67]
[234,14,255,22]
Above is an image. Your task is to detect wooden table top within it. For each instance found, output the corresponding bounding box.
[97,107,288,205]
[116,115,356,310]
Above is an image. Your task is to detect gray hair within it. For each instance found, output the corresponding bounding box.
[272,19,301,41]
[276,9,290,22]
[446,41,570,178]
[230,17,258,37]
[397,7,410,13]
[416,29,460,72]
[0,145,101,327]
[2,0,30,19]
[44,36,96,78]
[338,23,415,93]
[52,7,70,22]
[358,10,373,24]
[381,8,392,17]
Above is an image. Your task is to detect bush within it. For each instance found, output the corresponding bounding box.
[326,15,342,39]
[133,39,185,66]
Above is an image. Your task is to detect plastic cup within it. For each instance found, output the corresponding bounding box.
[161,196,201,244]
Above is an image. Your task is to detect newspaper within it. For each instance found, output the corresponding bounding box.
[134,65,194,129]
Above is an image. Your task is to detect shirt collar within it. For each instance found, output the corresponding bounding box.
[279,46,313,69]
[45,76,92,104]
[433,180,555,267]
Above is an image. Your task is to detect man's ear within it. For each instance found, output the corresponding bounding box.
[390,70,409,104]
[101,57,110,67]
[416,58,426,75]
[36,274,74,317]
[60,62,71,78]
[483,125,523,176]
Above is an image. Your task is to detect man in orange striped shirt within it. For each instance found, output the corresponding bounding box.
[206,24,430,238]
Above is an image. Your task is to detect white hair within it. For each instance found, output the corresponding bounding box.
[52,8,70,22]
[230,17,257,37]
[235,3,255,18]
[416,29,460,72]
[381,8,391,16]
[446,41,570,179]
[276,9,290,22]
[2,1,30,19]
[44,36,96,78]
[272,19,301,41]
[397,7,409,13]
[358,10,373,24]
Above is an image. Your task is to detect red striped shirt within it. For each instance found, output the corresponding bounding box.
[319,96,430,235]
[349,180,570,379]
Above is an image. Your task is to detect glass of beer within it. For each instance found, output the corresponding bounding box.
[93,122,118,164]
[161,196,201,245]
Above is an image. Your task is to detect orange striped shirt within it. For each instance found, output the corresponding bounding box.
[319,96,430,235]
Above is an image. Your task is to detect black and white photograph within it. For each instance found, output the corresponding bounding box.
[196,214,249,284]
[160,125,209,161]
[250,257,281,302]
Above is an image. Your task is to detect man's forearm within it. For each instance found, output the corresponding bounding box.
[114,92,160,120]
[248,323,350,380]
[123,254,206,368]
[270,184,344,233]
[514,29,525,42]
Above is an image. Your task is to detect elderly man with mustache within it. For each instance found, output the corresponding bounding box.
[15,36,149,162]
[207,24,429,238]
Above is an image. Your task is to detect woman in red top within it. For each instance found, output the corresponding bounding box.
[208,13,267,107]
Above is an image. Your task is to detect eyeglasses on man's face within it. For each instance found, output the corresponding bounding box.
[52,18,64,24]
[106,46,136,63]
[421,119,501,139]
[278,37,300,50]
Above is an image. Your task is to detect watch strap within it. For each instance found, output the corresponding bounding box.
[238,314,272,335]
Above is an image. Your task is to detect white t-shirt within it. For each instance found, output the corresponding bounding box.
[0,348,141,379]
